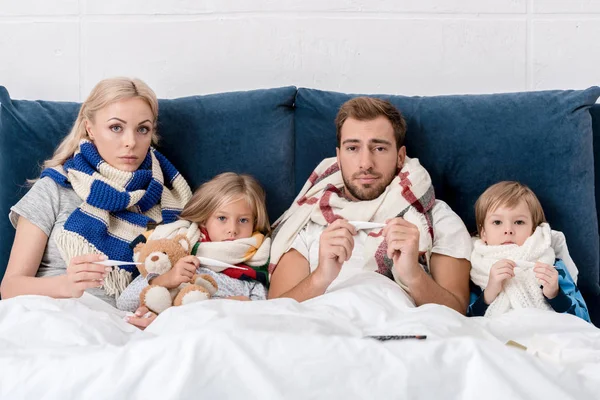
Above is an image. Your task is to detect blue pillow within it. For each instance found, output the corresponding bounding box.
[295,87,600,308]
[0,86,297,282]
[0,88,80,283]
[155,87,296,222]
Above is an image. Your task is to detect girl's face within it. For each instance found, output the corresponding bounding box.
[203,198,255,242]
[481,200,534,246]
[85,97,154,172]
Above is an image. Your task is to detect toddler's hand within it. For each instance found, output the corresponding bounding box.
[534,262,559,299]
[484,259,515,304]
[151,255,200,289]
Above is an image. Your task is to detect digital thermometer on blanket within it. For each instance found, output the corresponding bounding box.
[348,221,386,230]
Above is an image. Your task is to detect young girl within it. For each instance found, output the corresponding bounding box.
[117,172,271,317]
[468,181,590,322]
[0,78,191,307]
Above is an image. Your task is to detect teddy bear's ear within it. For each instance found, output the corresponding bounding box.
[178,238,190,252]
[130,234,147,250]
[174,234,191,252]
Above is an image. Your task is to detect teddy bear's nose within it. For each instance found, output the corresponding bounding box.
[151,255,159,262]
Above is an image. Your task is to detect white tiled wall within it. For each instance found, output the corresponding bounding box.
[0,0,598,101]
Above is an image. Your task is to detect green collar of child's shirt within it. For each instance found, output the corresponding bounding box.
[192,242,200,255]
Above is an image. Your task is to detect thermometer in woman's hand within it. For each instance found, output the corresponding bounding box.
[93,260,143,267]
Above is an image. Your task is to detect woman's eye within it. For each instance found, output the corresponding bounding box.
[110,125,122,133]
[138,126,150,134]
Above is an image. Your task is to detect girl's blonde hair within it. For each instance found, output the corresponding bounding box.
[40,77,159,170]
[475,181,546,236]
[179,172,271,235]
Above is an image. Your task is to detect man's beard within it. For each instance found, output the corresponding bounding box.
[341,169,396,201]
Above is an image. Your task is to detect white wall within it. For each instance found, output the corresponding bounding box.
[1,0,599,101]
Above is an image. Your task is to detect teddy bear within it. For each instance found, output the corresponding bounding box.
[133,234,218,314]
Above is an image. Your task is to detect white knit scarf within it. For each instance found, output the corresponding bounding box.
[269,156,436,290]
[470,223,555,317]
[148,220,271,268]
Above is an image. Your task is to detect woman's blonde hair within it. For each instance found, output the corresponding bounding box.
[475,181,546,236]
[179,172,271,235]
[40,77,159,170]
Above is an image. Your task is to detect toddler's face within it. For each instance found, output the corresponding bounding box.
[481,200,534,246]
[203,198,255,242]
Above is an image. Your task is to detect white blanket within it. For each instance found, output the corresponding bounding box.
[0,273,598,399]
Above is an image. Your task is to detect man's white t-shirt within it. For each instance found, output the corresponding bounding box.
[288,200,472,291]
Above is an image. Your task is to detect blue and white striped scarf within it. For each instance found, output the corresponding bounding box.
[42,139,192,296]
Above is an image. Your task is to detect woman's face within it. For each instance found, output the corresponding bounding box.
[85,97,154,172]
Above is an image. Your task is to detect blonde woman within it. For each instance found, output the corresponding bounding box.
[0,78,192,307]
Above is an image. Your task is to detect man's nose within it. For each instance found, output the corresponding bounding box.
[359,149,374,170]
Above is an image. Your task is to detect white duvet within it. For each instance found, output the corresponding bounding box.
[0,272,598,399]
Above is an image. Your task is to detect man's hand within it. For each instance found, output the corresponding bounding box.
[313,219,357,287]
[534,262,559,299]
[484,259,515,304]
[151,255,200,289]
[383,217,421,284]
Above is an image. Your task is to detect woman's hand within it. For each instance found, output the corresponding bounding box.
[126,306,157,330]
[63,254,110,298]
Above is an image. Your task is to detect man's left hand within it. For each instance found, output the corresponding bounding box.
[383,217,421,283]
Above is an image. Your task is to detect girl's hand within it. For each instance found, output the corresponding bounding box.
[151,255,200,289]
[126,306,157,330]
[484,259,515,304]
[63,254,110,298]
[534,262,559,299]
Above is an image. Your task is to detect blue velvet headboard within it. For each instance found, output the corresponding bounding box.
[2,85,599,324]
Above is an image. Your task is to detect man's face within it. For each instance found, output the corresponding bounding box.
[336,116,405,201]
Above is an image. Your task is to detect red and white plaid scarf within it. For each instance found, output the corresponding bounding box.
[269,156,436,289]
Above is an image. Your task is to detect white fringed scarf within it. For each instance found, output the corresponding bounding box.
[470,223,555,317]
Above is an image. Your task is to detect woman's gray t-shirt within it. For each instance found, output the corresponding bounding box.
[9,177,116,307]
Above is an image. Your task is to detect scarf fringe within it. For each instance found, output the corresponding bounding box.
[103,269,133,299]
[55,229,101,266]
